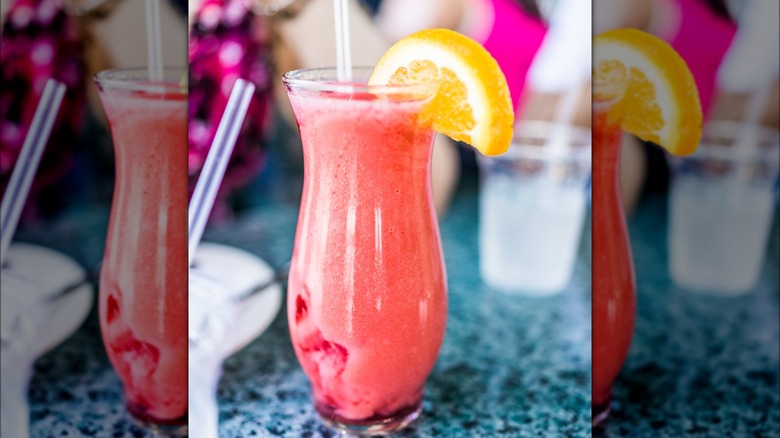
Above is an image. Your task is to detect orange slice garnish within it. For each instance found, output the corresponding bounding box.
[369,28,514,156]
[594,28,702,156]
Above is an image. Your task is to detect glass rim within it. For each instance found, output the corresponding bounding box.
[497,146,592,164]
[485,120,592,163]
[700,120,779,142]
[94,67,187,94]
[282,67,437,96]
[512,120,591,143]
[673,120,780,163]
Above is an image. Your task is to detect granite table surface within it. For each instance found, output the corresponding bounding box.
[16,172,591,437]
[13,172,779,437]
[594,195,780,438]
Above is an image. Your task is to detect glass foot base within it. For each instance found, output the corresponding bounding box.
[592,398,611,427]
[316,400,422,436]
[127,403,188,436]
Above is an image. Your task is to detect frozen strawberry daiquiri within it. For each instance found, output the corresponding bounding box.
[284,68,447,434]
[95,68,188,434]
[284,28,512,434]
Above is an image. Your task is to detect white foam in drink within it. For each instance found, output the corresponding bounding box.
[669,177,775,294]
[479,175,587,294]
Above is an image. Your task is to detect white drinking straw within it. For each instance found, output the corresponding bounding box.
[526,0,590,158]
[187,79,255,266]
[145,0,164,82]
[333,0,352,82]
[716,0,779,157]
[546,86,583,158]
[734,82,772,159]
[0,79,66,266]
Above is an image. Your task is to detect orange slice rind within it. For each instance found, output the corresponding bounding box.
[369,28,514,156]
[594,28,702,156]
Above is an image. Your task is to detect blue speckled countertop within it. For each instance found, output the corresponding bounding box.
[16,172,779,437]
[595,195,780,438]
[207,175,592,437]
[17,171,591,437]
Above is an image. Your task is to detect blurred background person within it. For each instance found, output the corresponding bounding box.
[1,0,87,220]
[1,0,187,221]
[188,0,275,219]
[593,0,778,214]
[186,0,555,216]
[187,0,411,214]
[375,0,548,114]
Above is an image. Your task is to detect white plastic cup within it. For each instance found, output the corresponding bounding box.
[668,121,780,295]
[478,121,591,295]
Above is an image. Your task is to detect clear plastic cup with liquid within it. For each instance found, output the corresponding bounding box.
[668,121,780,295]
[478,121,591,295]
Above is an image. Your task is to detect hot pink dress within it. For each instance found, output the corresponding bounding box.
[662,0,737,116]
[478,0,547,112]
